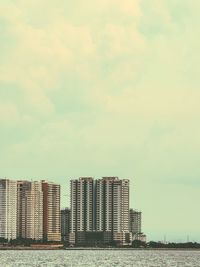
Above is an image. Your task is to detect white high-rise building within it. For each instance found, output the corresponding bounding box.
[0,179,17,240]
[17,181,43,240]
[96,177,131,245]
[70,177,131,246]
[70,177,94,244]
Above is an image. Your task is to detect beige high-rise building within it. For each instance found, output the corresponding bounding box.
[17,181,43,240]
[42,181,61,242]
[0,179,17,241]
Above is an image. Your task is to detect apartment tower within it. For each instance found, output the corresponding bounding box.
[96,177,131,245]
[0,179,17,240]
[61,208,71,242]
[42,181,61,242]
[129,209,141,234]
[129,209,146,242]
[17,181,43,240]
[70,177,94,244]
[70,177,131,246]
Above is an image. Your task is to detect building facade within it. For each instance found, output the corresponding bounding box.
[70,178,94,244]
[96,177,131,245]
[70,177,131,246]
[129,209,146,242]
[0,179,17,241]
[130,209,141,234]
[42,181,61,242]
[0,178,61,243]
[17,181,43,240]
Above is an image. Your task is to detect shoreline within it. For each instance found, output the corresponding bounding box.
[0,244,63,250]
[0,247,200,251]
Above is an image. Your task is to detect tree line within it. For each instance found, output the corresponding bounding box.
[132,240,200,249]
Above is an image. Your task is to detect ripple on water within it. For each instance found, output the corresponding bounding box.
[0,250,200,267]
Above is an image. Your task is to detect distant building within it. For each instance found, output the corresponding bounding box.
[61,208,70,242]
[96,177,131,245]
[42,181,61,242]
[0,179,17,240]
[70,177,132,246]
[129,209,146,242]
[0,178,61,243]
[70,177,94,244]
[17,181,43,240]
[134,233,146,243]
[130,209,141,234]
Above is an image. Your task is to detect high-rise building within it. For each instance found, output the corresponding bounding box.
[70,177,94,244]
[61,208,70,242]
[0,179,17,240]
[96,177,131,245]
[70,177,131,246]
[42,181,61,242]
[129,209,146,242]
[129,209,141,234]
[0,178,61,243]
[17,181,43,240]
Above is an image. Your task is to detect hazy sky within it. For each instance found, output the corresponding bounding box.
[0,0,200,242]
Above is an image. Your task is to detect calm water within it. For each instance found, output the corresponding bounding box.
[0,250,200,267]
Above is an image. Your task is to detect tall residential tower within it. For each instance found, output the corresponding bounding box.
[0,179,17,240]
[42,181,61,242]
[70,177,94,244]
[129,209,146,242]
[70,177,131,246]
[96,177,131,245]
[17,181,43,240]
[61,208,71,242]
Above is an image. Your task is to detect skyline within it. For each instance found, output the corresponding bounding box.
[0,176,143,247]
[69,177,132,246]
[0,178,61,242]
[0,0,200,243]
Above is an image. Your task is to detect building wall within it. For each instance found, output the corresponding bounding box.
[113,179,122,233]
[95,179,104,231]
[103,178,114,232]
[121,180,129,232]
[17,181,29,239]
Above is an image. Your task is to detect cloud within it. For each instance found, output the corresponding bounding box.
[0,0,146,121]
[0,103,19,125]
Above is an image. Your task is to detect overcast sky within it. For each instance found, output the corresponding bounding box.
[0,0,200,242]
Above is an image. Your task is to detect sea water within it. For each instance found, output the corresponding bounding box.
[0,250,200,267]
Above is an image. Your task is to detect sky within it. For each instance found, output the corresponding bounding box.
[0,0,200,242]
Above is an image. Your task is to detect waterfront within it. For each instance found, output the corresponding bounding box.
[0,250,200,267]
